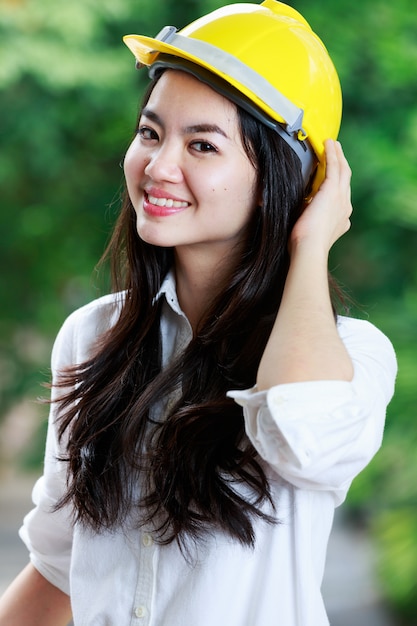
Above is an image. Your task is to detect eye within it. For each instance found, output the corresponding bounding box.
[137,125,159,141]
[190,140,218,153]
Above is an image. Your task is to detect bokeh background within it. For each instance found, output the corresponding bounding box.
[1,0,416,622]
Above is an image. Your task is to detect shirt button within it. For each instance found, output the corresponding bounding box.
[135,605,147,618]
[142,533,153,547]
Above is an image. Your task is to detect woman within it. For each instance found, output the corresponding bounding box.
[0,2,396,625]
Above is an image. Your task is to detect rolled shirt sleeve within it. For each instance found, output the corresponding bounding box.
[228,316,397,504]
[19,323,75,593]
[19,476,73,594]
[19,294,123,593]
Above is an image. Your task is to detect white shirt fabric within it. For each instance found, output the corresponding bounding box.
[20,272,397,626]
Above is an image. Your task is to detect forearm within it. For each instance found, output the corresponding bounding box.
[0,563,72,626]
[257,242,353,390]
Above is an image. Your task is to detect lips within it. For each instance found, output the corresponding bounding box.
[143,191,190,217]
[147,193,189,209]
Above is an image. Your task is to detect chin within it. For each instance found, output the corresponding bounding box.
[136,226,175,248]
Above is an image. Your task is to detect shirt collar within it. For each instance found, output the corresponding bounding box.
[155,269,185,317]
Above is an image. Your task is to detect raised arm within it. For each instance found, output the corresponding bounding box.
[257,140,354,390]
[0,564,72,626]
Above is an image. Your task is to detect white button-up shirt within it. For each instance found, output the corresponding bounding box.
[20,272,397,626]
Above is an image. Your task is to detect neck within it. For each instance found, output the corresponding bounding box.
[174,245,236,332]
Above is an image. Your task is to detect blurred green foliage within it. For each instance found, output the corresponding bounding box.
[1,0,416,619]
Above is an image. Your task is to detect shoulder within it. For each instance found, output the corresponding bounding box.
[51,292,126,368]
[63,291,125,330]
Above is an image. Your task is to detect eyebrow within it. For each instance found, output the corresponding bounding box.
[141,107,228,138]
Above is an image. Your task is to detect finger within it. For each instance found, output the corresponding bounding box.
[323,139,339,181]
[324,139,351,184]
[334,141,352,188]
[325,140,354,229]
[337,143,353,214]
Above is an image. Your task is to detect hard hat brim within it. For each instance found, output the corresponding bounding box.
[123,33,291,128]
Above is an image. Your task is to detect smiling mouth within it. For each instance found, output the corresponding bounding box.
[147,193,189,209]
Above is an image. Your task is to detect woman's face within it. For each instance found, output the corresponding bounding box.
[124,70,259,259]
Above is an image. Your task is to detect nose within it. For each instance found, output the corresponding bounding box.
[144,141,184,183]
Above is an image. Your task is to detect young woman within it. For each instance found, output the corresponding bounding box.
[0,2,396,625]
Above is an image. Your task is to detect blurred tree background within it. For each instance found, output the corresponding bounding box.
[0,0,416,620]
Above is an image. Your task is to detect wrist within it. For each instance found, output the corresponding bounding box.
[289,237,329,265]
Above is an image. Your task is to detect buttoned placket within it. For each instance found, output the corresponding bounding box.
[131,530,157,625]
[160,281,193,367]
[131,277,192,624]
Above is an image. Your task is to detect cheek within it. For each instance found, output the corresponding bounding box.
[229,162,259,208]
[123,139,149,185]
[123,143,138,182]
[123,148,147,210]
[201,160,254,196]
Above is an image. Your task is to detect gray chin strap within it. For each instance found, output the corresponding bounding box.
[148,53,316,189]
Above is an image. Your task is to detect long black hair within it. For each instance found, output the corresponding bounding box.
[54,71,311,551]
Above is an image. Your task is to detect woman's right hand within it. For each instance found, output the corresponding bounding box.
[289,139,353,257]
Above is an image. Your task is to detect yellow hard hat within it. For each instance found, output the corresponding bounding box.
[123,0,342,195]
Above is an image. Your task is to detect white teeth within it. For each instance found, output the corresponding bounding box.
[148,194,188,208]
